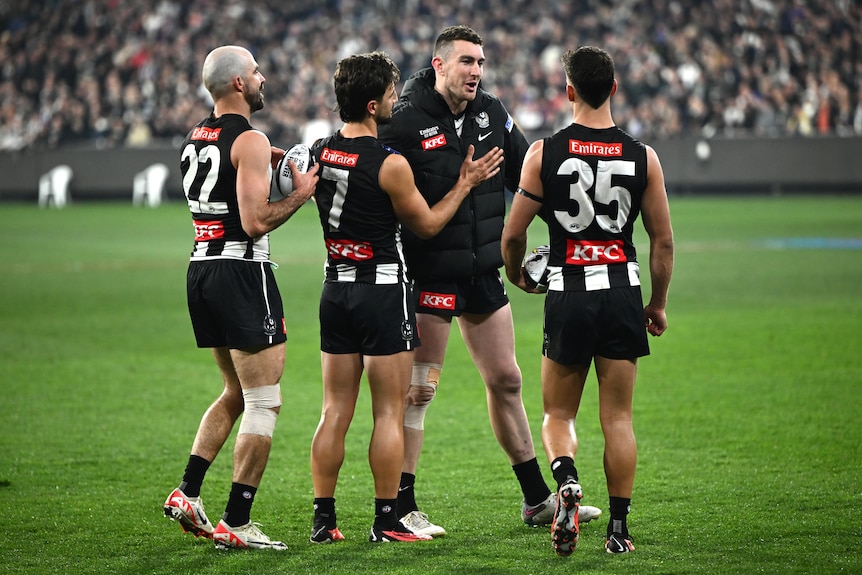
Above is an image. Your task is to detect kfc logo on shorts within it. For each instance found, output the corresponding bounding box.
[326,238,373,260]
[193,219,224,241]
[419,291,456,310]
[566,239,627,265]
[422,134,447,151]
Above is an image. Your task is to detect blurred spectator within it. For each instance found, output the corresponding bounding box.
[0,0,859,152]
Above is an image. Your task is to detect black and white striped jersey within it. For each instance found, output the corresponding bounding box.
[311,132,408,285]
[538,124,648,292]
[181,113,271,262]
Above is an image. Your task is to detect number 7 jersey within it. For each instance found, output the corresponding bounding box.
[539,124,648,292]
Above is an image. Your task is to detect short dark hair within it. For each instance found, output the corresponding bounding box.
[562,46,615,109]
[433,25,483,60]
[333,52,400,123]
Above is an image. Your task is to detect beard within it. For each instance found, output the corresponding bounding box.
[374,110,392,126]
[245,87,265,112]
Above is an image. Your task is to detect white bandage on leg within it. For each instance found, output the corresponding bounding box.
[403,362,441,431]
[238,384,282,438]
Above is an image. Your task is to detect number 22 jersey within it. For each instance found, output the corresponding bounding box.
[181,113,271,262]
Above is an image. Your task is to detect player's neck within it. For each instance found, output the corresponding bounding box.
[571,103,614,129]
[434,84,468,116]
[340,117,377,139]
[212,99,251,121]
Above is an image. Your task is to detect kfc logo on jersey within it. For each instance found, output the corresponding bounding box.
[321,148,359,167]
[569,140,622,157]
[191,126,222,141]
[193,219,225,241]
[419,291,456,310]
[566,239,627,265]
[422,134,447,151]
[326,238,373,260]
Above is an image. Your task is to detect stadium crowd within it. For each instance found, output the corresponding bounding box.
[0,0,859,152]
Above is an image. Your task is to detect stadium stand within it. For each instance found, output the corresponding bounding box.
[0,0,859,153]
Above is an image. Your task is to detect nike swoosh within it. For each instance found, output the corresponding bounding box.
[478,132,493,141]
[523,504,545,517]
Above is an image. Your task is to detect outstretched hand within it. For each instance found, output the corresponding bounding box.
[459,144,504,188]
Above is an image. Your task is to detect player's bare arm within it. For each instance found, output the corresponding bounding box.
[235,130,319,237]
[640,145,674,336]
[380,144,503,239]
[502,139,544,292]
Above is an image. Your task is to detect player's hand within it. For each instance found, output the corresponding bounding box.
[460,144,504,188]
[644,304,667,336]
[270,146,285,169]
[290,161,319,202]
[504,265,543,294]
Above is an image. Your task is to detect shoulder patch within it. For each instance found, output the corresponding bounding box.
[505,114,514,133]
[380,143,401,155]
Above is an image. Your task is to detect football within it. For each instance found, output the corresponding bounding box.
[522,244,550,292]
[271,143,313,199]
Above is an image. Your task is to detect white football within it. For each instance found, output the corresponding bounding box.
[522,245,550,292]
[271,143,313,199]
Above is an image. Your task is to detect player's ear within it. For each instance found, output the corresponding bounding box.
[367,99,378,118]
[611,80,618,97]
[431,55,445,75]
[566,84,576,102]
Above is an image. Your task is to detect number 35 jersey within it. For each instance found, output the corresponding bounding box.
[539,124,648,292]
[181,114,270,262]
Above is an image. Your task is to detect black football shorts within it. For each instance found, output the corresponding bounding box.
[413,270,509,318]
[319,280,418,356]
[187,259,287,349]
[542,286,649,367]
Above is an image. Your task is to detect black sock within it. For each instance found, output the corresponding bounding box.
[550,456,578,488]
[374,498,398,530]
[397,472,418,515]
[223,483,257,527]
[313,497,337,528]
[512,458,552,506]
[608,496,631,537]
[179,454,210,498]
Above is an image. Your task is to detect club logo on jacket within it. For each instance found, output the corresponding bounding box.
[476,111,490,129]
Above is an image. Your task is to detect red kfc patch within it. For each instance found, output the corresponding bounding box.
[421,134,447,151]
[419,291,456,310]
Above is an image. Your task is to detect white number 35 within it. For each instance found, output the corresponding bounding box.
[554,158,634,234]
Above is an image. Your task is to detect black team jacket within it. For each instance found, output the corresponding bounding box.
[378,67,530,283]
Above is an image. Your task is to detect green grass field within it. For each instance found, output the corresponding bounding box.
[1,195,860,574]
